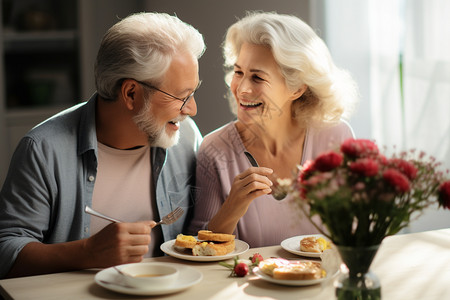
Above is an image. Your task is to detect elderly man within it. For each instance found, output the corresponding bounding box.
[0,12,205,278]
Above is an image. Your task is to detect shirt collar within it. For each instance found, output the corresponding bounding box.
[78,92,99,156]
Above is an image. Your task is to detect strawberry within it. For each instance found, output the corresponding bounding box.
[219,255,262,277]
[250,253,264,264]
[234,262,249,277]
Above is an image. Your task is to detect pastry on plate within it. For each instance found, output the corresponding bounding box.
[192,240,235,256]
[197,230,235,242]
[300,236,330,253]
[174,234,198,249]
[174,231,236,256]
[259,258,325,280]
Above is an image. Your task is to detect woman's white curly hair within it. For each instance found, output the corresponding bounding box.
[223,11,358,128]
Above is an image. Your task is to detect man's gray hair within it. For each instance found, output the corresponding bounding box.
[95,12,205,100]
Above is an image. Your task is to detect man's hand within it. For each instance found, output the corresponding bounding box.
[6,220,157,278]
[85,221,156,267]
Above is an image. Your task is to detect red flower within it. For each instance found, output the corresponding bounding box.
[314,151,343,172]
[298,186,308,199]
[349,158,379,177]
[383,169,411,193]
[378,154,388,165]
[341,138,379,158]
[388,159,418,180]
[439,181,450,209]
[298,160,316,183]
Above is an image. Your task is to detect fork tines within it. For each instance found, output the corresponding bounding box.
[169,207,184,219]
[163,207,184,224]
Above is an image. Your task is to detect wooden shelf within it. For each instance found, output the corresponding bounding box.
[6,105,73,123]
[3,29,77,52]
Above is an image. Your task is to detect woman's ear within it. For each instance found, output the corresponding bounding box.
[121,79,138,110]
[291,84,308,100]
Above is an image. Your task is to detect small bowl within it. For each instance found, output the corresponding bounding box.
[119,263,179,289]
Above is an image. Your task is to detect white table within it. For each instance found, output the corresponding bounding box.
[1,229,449,300]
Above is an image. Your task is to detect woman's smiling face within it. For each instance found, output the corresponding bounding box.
[230,42,299,127]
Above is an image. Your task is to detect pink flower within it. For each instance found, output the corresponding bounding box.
[340,138,379,158]
[349,158,379,177]
[439,181,450,209]
[354,182,366,190]
[303,172,333,186]
[388,158,418,180]
[314,151,343,172]
[382,169,411,193]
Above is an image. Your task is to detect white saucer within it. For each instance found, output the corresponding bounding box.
[160,238,249,262]
[95,263,202,296]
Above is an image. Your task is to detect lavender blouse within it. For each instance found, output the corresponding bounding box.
[189,120,354,248]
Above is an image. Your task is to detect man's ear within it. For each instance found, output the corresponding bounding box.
[121,79,138,110]
[291,84,308,100]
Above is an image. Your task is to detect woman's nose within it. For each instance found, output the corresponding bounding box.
[236,78,253,95]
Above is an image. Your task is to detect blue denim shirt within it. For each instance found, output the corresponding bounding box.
[0,93,202,278]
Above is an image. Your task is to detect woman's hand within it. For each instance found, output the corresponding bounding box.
[208,167,273,233]
[228,167,273,209]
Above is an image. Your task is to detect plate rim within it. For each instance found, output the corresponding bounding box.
[160,238,249,262]
[280,234,329,258]
[95,263,203,296]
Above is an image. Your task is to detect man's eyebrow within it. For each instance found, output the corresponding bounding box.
[177,80,201,95]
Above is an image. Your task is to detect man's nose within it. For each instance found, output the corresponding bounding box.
[181,96,197,116]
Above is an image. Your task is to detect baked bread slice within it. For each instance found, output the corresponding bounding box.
[260,259,325,280]
[272,261,323,280]
[300,236,330,253]
[197,230,235,242]
[258,258,290,276]
[192,240,235,256]
[174,230,236,256]
[174,234,198,249]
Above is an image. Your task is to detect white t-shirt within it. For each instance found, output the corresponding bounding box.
[90,142,163,257]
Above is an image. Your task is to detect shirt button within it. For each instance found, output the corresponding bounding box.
[88,175,95,182]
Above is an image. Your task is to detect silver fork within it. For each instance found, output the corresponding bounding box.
[155,206,184,226]
[85,205,122,223]
[84,205,184,226]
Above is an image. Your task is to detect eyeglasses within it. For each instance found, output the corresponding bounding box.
[135,79,202,111]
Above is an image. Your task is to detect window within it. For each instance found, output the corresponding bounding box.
[313,0,450,232]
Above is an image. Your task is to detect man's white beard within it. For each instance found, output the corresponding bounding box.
[133,99,182,149]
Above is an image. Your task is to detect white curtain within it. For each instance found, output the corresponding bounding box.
[370,0,450,169]
[319,0,450,231]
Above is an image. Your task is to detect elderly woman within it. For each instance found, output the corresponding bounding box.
[189,12,358,247]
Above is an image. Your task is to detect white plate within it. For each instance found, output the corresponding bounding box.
[95,263,202,296]
[281,235,330,258]
[252,265,329,286]
[160,239,249,262]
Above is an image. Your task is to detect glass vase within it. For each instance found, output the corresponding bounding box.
[335,244,381,300]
